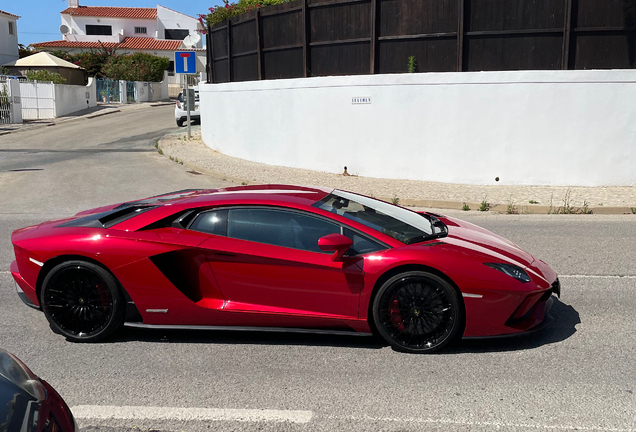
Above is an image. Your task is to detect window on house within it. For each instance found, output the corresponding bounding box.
[167,60,175,76]
[8,22,14,35]
[86,25,112,36]
[164,29,189,40]
[135,27,147,34]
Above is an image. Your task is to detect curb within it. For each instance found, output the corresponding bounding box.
[85,109,121,119]
[150,101,175,107]
[156,133,636,216]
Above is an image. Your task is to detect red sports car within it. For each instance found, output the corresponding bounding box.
[10,185,559,353]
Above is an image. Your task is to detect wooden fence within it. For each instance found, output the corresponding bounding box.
[206,0,636,83]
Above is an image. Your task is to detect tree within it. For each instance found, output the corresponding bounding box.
[25,70,67,84]
[102,52,170,82]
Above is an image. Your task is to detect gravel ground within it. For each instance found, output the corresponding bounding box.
[159,127,636,209]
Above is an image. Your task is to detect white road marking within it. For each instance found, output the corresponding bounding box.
[0,271,10,275]
[326,415,636,432]
[560,274,636,279]
[71,405,313,424]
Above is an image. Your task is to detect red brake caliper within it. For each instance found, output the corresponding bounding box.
[389,294,405,331]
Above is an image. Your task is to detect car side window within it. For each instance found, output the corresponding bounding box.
[189,209,228,236]
[343,228,387,256]
[228,208,339,253]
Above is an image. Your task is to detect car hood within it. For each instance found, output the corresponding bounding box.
[440,215,536,268]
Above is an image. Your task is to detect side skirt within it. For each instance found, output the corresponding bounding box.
[123,323,373,337]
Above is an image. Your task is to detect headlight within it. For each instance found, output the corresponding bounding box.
[484,263,531,283]
[0,349,46,400]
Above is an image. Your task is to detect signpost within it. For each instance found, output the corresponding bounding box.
[175,51,197,140]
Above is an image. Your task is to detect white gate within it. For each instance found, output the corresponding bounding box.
[0,78,13,124]
[0,91,11,124]
[20,82,56,120]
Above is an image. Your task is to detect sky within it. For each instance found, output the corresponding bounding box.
[4,0,213,47]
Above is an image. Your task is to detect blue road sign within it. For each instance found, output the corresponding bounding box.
[175,51,197,74]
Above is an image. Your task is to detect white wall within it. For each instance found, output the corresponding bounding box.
[135,81,150,102]
[62,14,156,41]
[156,6,202,47]
[200,70,636,187]
[54,77,96,116]
[3,79,22,123]
[0,13,19,65]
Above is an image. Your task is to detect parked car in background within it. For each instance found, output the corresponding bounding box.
[0,349,77,432]
[175,87,200,127]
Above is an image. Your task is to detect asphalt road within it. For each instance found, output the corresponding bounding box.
[1,108,635,432]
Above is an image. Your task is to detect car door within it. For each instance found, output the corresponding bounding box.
[195,207,365,320]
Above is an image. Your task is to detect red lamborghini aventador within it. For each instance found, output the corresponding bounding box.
[10,185,560,353]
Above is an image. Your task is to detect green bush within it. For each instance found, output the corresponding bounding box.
[37,45,116,78]
[201,0,290,26]
[101,52,170,82]
[26,70,67,84]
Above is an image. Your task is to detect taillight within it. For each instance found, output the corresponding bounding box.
[176,101,182,109]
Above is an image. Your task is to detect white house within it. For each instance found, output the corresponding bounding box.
[31,1,206,75]
[0,9,20,66]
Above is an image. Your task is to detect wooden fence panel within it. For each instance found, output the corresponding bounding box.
[206,0,636,83]
[311,42,371,75]
[263,48,305,78]
[378,38,457,73]
[210,27,230,82]
[574,0,635,28]
[231,18,258,54]
[261,8,303,48]
[466,0,565,31]
[466,34,563,71]
[232,54,260,81]
[573,32,636,69]
[309,0,372,42]
[379,0,457,37]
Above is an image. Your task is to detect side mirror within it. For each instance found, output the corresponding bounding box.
[318,233,353,262]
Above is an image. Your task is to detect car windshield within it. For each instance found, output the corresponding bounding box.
[313,190,437,244]
[177,91,199,103]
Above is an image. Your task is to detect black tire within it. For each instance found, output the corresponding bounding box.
[176,119,184,127]
[372,271,463,353]
[40,261,125,343]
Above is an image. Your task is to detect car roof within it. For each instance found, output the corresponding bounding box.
[118,184,333,211]
[110,184,334,232]
[178,184,332,207]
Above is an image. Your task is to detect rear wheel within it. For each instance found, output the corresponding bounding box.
[41,261,125,342]
[372,271,463,353]
[176,119,184,127]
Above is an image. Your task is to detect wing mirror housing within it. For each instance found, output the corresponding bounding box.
[318,234,353,262]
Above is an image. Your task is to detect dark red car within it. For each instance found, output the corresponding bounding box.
[10,185,559,353]
[0,349,77,432]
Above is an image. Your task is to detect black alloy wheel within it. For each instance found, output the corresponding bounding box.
[41,261,125,342]
[372,271,463,353]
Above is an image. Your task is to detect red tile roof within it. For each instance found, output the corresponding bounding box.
[0,9,20,18]
[60,6,157,19]
[121,37,183,50]
[32,37,186,51]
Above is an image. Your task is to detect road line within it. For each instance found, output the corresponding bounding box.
[71,405,313,424]
[0,271,10,275]
[325,415,636,432]
[560,274,636,279]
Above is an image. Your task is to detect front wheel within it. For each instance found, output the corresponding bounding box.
[40,261,125,343]
[372,271,463,353]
